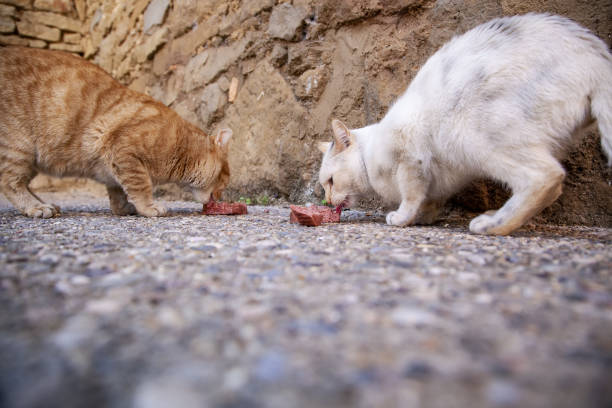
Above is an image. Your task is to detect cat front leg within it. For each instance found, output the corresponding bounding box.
[106,185,137,215]
[385,164,428,227]
[386,200,423,226]
[110,157,167,217]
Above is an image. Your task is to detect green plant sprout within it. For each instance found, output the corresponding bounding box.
[257,194,270,205]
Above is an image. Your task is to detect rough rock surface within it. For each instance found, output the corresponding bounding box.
[1,0,83,50]
[267,2,309,40]
[142,0,169,33]
[1,192,611,408]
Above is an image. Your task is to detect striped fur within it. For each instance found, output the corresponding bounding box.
[0,47,231,218]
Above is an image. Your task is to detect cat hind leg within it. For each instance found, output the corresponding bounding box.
[591,84,612,166]
[470,155,565,235]
[0,168,59,218]
[415,200,444,225]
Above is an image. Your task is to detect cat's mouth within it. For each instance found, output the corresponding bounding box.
[207,191,222,203]
[335,198,350,213]
[190,187,215,204]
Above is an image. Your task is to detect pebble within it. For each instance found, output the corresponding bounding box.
[391,307,440,327]
[223,367,249,391]
[54,280,73,294]
[486,379,521,407]
[85,298,122,315]
[39,253,61,266]
[76,255,92,266]
[133,376,203,408]
[403,360,433,380]
[70,275,91,285]
[158,307,185,329]
[254,350,287,382]
[52,314,98,355]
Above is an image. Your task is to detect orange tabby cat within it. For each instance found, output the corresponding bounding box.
[0,46,231,218]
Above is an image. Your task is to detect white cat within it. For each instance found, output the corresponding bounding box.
[318,13,612,235]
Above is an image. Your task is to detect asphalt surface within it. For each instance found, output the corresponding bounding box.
[1,192,611,408]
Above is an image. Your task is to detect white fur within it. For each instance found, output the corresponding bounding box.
[319,13,612,235]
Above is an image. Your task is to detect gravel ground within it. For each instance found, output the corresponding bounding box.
[1,192,611,408]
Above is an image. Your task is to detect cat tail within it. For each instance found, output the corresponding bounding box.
[591,75,612,167]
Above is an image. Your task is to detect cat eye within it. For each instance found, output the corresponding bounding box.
[328,177,333,187]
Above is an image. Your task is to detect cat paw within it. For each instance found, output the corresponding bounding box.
[386,211,414,227]
[138,203,167,217]
[25,204,60,218]
[469,213,501,235]
[111,202,137,216]
[416,210,439,225]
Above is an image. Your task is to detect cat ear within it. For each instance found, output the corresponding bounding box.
[331,119,353,152]
[317,142,331,154]
[215,128,232,149]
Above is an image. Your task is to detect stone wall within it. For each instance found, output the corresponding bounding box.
[0,0,84,52]
[3,0,612,225]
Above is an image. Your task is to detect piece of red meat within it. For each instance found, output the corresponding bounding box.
[203,201,248,215]
[289,205,340,226]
